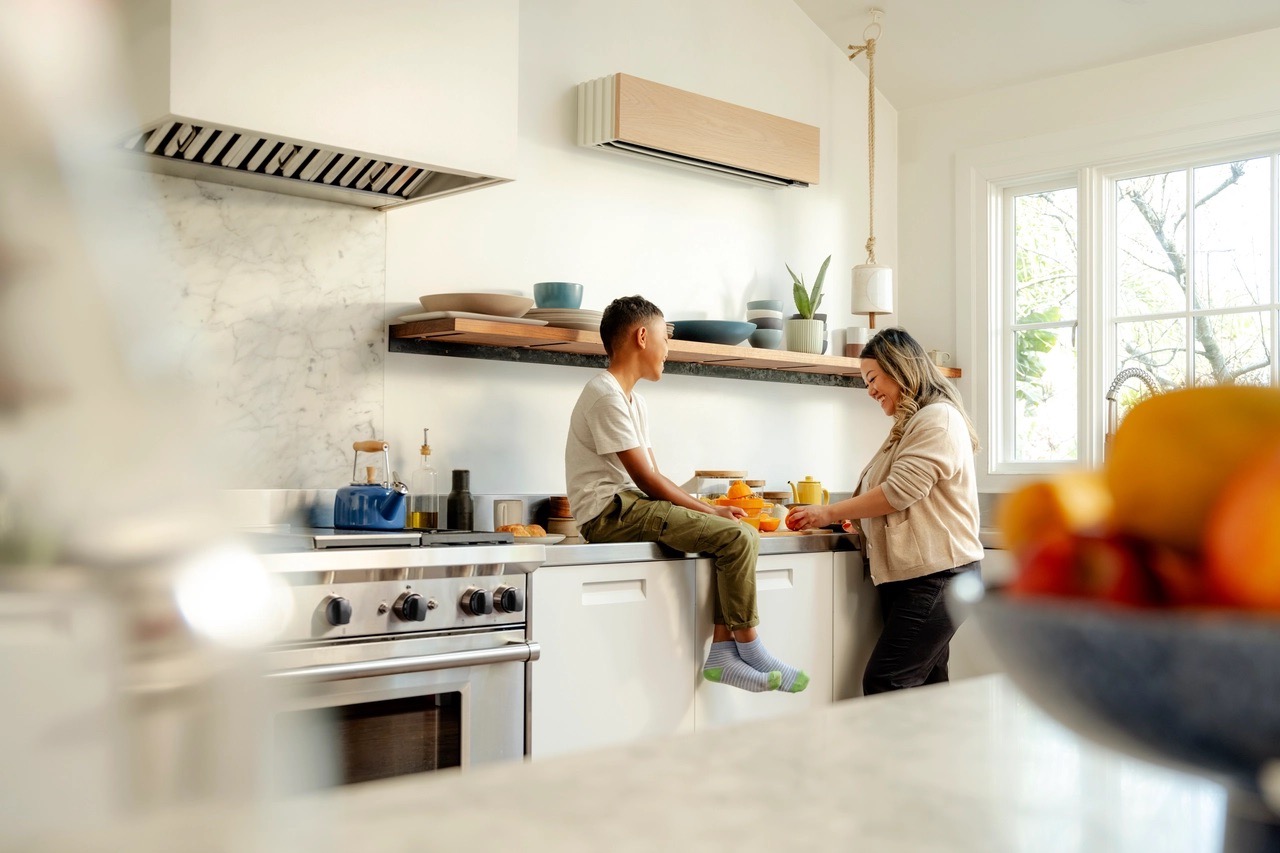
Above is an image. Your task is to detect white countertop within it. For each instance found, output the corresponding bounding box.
[32,675,1229,853]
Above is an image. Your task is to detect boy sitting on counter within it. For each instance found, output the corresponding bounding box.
[563,295,808,693]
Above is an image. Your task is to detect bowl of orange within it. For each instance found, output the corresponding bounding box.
[962,386,1280,844]
[952,581,1280,842]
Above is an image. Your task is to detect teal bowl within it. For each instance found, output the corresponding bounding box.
[533,281,584,309]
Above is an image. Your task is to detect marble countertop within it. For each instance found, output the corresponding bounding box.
[34,675,1228,853]
[543,529,859,565]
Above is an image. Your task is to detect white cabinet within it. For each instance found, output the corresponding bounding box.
[529,560,697,759]
[831,550,882,701]
[949,549,1014,681]
[694,552,834,730]
[122,0,519,179]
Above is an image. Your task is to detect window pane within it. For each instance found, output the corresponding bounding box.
[1193,311,1272,386]
[1014,327,1077,461]
[1013,189,1077,324]
[1116,318,1185,420]
[1117,170,1187,317]
[1193,158,1269,311]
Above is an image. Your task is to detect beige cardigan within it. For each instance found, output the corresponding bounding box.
[857,402,983,585]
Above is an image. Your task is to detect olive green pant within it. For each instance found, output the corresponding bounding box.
[579,490,759,630]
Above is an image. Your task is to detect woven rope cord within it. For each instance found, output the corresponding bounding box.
[849,35,879,265]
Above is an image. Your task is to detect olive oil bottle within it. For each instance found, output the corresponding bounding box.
[406,428,440,529]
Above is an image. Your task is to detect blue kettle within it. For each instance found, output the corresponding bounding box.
[333,440,408,530]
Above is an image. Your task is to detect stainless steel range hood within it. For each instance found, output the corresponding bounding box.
[116,0,519,210]
[119,118,505,210]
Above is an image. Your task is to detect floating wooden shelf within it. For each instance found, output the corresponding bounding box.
[388,318,961,388]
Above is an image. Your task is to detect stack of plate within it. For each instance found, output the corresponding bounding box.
[526,307,603,331]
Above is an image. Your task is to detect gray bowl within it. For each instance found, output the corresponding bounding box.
[952,580,1280,845]
[749,328,784,349]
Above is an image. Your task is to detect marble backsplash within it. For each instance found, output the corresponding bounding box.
[129,173,386,488]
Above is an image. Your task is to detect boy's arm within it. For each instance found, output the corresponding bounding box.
[617,447,742,521]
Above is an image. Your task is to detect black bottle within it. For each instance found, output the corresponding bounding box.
[446,469,473,531]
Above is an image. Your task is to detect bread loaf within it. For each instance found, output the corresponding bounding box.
[497,524,530,537]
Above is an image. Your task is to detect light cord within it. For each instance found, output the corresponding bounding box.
[848,17,881,265]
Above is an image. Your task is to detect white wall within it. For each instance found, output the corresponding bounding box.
[384,0,897,496]
[898,26,1280,441]
[118,0,896,495]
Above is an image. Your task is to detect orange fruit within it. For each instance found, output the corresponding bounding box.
[1108,386,1280,552]
[1204,439,1280,610]
[726,479,753,499]
[997,470,1113,556]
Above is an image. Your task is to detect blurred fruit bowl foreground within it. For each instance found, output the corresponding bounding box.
[951,579,1280,844]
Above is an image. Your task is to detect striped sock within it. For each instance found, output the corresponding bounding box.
[702,641,781,692]
[735,637,809,693]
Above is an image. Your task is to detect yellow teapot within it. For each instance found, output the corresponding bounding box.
[788,475,829,506]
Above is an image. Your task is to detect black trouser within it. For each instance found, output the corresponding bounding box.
[862,561,981,695]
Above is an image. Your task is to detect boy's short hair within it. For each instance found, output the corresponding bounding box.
[599,295,664,359]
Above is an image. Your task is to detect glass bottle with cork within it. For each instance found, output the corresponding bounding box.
[407,428,440,530]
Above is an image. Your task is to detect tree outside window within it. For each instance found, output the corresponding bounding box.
[1009,155,1278,464]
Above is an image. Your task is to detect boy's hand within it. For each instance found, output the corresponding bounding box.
[710,505,745,521]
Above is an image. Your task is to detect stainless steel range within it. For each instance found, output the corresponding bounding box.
[251,528,544,792]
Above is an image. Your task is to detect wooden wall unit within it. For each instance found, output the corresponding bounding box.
[579,73,820,187]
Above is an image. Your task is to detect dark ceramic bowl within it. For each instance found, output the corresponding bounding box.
[951,579,1280,841]
[670,320,756,346]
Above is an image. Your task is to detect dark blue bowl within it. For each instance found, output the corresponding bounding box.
[952,581,1280,840]
[670,320,756,346]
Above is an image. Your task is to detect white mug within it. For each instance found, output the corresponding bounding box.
[493,499,523,528]
[928,349,952,366]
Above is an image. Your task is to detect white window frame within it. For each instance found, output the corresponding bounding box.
[957,110,1280,492]
[998,179,1084,474]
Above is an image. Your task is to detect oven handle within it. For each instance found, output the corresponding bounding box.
[266,641,541,684]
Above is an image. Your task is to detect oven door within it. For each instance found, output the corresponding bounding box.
[266,629,536,793]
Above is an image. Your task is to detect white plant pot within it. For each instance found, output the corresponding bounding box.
[785,318,825,355]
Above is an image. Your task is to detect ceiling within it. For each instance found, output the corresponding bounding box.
[793,0,1280,110]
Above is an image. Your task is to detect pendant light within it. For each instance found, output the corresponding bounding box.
[848,10,893,330]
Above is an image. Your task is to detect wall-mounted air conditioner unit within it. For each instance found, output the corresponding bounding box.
[577,73,819,188]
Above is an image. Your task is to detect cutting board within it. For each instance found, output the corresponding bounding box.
[759,529,827,537]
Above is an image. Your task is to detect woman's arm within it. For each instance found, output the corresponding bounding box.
[617,447,742,521]
[787,485,894,530]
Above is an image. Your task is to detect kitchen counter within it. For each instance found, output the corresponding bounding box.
[242,528,860,569]
[543,529,859,566]
[32,675,1228,852]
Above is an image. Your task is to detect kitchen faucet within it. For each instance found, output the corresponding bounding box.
[1104,367,1161,458]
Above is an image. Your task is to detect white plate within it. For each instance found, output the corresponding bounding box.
[513,534,567,544]
[526,308,603,317]
[395,311,548,325]
[544,321,601,332]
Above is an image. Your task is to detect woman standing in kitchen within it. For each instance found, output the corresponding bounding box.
[788,327,982,693]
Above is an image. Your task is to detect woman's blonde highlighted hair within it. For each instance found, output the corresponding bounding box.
[861,327,978,451]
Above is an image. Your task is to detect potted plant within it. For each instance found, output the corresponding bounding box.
[785,255,830,354]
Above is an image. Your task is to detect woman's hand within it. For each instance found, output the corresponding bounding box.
[786,504,831,530]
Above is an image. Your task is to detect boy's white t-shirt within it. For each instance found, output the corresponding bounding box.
[565,371,653,525]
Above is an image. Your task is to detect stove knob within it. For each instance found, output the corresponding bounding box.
[494,586,524,613]
[461,587,493,616]
[324,596,352,626]
[394,592,429,622]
